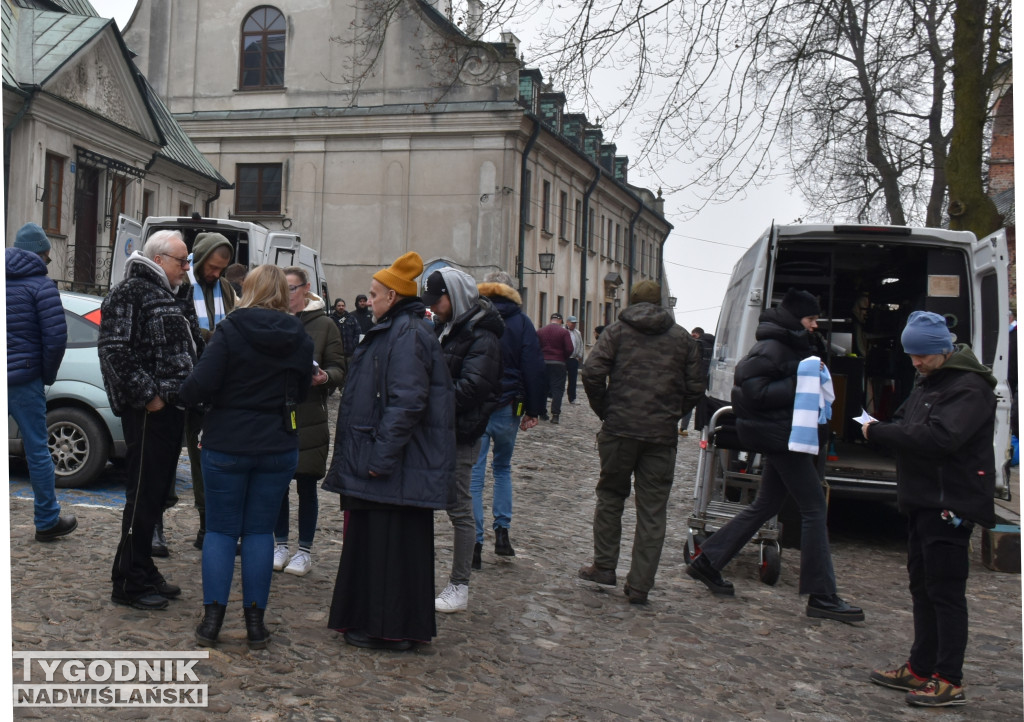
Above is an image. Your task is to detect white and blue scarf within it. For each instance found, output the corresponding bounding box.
[187,268,225,331]
[788,356,834,455]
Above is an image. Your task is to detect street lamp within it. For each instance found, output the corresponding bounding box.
[668,296,677,308]
[522,252,555,275]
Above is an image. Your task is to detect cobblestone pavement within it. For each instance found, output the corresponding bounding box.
[9,398,1023,720]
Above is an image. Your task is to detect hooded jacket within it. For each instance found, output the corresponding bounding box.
[99,253,204,415]
[436,268,504,444]
[730,305,817,454]
[869,344,997,527]
[6,247,67,386]
[582,302,705,444]
[322,297,456,509]
[178,307,313,455]
[184,233,237,341]
[478,282,546,417]
[294,293,346,478]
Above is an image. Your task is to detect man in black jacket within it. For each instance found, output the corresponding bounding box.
[423,267,503,614]
[99,230,204,611]
[864,311,997,708]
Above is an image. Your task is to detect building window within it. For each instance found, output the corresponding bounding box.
[142,189,154,221]
[615,224,622,262]
[522,169,532,225]
[572,299,579,318]
[542,180,552,232]
[641,240,647,275]
[236,163,282,214]
[588,209,596,251]
[179,201,192,217]
[43,153,64,234]
[574,200,582,246]
[559,191,568,239]
[108,176,127,244]
[606,218,614,257]
[538,291,547,327]
[240,6,286,89]
[557,295,564,317]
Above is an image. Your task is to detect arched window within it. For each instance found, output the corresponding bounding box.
[239,6,285,89]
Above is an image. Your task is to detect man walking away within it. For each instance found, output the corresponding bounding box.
[99,231,204,610]
[565,315,584,404]
[471,271,546,566]
[422,268,503,614]
[579,281,705,604]
[865,311,997,707]
[6,223,77,541]
[536,313,573,423]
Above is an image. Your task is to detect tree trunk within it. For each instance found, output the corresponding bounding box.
[946,0,1002,237]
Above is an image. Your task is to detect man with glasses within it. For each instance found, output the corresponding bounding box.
[173,233,239,553]
[99,230,204,610]
[6,222,78,542]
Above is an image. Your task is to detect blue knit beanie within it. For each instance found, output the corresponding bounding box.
[14,222,50,254]
[901,311,953,354]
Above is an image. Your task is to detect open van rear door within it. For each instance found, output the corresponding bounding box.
[971,228,1012,498]
[110,214,143,287]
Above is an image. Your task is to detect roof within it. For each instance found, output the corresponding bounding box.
[2,1,228,188]
[992,187,1016,227]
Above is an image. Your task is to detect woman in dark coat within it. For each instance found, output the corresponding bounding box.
[685,289,864,623]
[323,251,455,650]
[179,265,313,649]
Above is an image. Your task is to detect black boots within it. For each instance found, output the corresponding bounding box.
[471,542,482,570]
[195,603,226,647]
[494,527,515,557]
[244,606,271,650]
[685,553,735,596]
[151,519,169,557]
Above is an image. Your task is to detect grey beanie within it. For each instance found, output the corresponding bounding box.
[901,311,953,355]
[14,223,50,254]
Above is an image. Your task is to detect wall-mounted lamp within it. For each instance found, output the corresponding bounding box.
[522,252,555,275]
[668,296,677,308]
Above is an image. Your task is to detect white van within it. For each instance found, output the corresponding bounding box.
[112,214,329,301]
[709,223,1012,499]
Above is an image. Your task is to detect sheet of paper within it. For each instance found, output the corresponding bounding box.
[853,409,878,424]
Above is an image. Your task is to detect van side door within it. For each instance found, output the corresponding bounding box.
[110,214,143,288]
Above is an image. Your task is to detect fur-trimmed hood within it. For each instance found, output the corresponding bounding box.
[478,282,522,306]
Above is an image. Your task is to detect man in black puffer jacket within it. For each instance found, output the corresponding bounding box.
[423,267,504,615]
[865,312,996,707]
[686,288,863,624]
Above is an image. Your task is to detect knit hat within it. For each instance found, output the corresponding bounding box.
[630,280,661,305]
[192,232,233,270]
[373,251,423,297]
[14,223,50,254]
[780,288,820,319]
[901,311,953,355]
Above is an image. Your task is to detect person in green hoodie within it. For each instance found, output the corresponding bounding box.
[863,311,997,708]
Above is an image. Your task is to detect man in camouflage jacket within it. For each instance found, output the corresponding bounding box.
[579,280,705,604]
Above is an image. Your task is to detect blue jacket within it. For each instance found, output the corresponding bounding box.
[478,282,546,417]
[322,297,456,509]
[6,247,67,386]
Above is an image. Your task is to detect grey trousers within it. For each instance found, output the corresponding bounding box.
[446,440,481,586]
[592,432,677,593]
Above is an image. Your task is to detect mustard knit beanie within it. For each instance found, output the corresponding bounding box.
[373,251,423,297]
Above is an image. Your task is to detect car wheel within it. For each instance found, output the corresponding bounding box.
[47,407,111,488]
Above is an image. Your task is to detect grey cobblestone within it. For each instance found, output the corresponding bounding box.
[9,398,1023,719]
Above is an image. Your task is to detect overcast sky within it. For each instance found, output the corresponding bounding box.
[91,0,809,333]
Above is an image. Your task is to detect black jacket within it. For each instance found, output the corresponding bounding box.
[438,297,505,444]
[869,345,997,527]
[178,307,313,455]
[731,306,815,454]
[322,298,456,509]
[479,282,547,417]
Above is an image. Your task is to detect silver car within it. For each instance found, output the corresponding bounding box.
[8,291,126,488]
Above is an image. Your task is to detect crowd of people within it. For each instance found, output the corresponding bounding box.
[6,221,1001,706]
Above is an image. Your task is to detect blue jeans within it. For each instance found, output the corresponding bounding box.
[8,380,60,530]
[470,404,520,544]
[201,447,298,608]
[274,473,319,550]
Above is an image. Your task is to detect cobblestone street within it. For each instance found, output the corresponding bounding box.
[9,397,1023,720]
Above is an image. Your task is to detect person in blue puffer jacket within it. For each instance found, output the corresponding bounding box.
[6,223,77,541]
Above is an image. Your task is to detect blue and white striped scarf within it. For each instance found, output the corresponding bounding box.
[788,356,834,455]
[187,267,225,331]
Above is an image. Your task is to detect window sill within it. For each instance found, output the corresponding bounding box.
[229,212,286,222]
[235,86,287,93]
[558,236,570,245]
[541,229,554,239]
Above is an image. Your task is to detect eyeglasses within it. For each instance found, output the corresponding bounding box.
[159,253,190,268]
[288,284,305,293]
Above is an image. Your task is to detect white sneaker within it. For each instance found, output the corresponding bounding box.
[435,583,469,613]
[273,544,290,572]
[284,550,312,576]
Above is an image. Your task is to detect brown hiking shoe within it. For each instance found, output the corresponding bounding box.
[623,583,648,605]
[869,662,929,691]
[578,564,616,586]
[906,676,966,707]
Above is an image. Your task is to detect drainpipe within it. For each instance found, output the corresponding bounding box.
[516,119,542,300]
[626,199,643,298]
[579,167,601,331]
[4,91,35,221]
[203,184,223,217]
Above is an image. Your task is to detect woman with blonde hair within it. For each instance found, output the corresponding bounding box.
[180,264,314,649]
